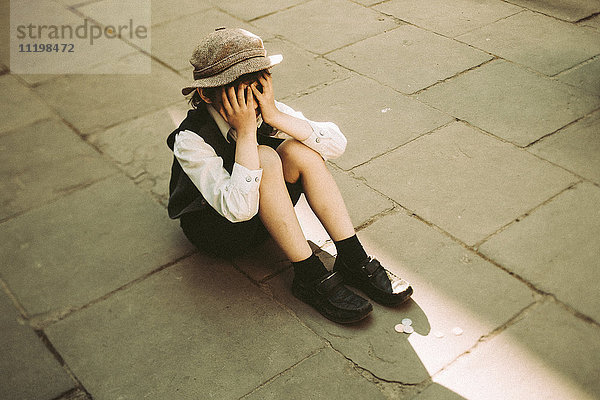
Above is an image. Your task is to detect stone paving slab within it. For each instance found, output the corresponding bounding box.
[32,56,187,135]
[413,383,467,400]
[328,25,492,94]
[0,0,8,66]
[580,13,600,29]
[556,56,600,96]
[288,75,454,170]
[265,37,351,100]
[433,300,600,399]
[54,389,90,400]
[353,121,577,246]
[504,0,600,22]
[10,46,144,84]
[87,100,190,204]
[232,237,290,283]
[456,11,600,76]
[243,347,387,400]
[73,1,151,51]
[0,119,117,221]
[151,9,274,72]
[416,60,600,147]
[353,0,383,6]
[252,0,399,55]
[0,174,194,317]
[479,182,600,322]
[375,0,523,38]
[265,210,535,383]
[529,110,600,185]
[0,290,75,400]
[44,253,323,400]
[12,73,62,87]
[209,0,307,22]
[329,166,394,226]
[10,0,139,75]
[150,0,211,27]
[0,75,56,135]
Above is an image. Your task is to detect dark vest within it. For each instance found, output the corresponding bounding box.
[166,105,279,219]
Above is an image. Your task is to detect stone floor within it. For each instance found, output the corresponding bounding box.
[1,0,599,399]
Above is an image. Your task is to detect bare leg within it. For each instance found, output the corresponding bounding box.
[257,145,312,262]
[277,140,355,242]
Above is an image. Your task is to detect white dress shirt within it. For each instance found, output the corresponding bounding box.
[173,100,347,223]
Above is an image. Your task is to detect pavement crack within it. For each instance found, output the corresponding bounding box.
[354,205,398,232]
[410,57,497,96]
[36,330,93,399]
[237,348,324,399]
[27,251,197,329]
[432,299,542,379]
[0,173,119,226]
[0,277,29,319]
[576,11,600,23]
[525,106,600,148]
[473,180,582,249]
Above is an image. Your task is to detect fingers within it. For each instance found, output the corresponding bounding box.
[220,86,233,115]
[236,83,247,108]
[245,86,255,108]
[250,82,262,98]
[261,70,272,86]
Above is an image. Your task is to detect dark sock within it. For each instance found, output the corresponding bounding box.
[292,253,328,282]
[334,235,368,268]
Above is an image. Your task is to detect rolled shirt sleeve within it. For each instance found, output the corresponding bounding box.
[271,100,347,160]
[173,130,262,222]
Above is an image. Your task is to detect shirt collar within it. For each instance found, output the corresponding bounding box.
[206,104,263,144]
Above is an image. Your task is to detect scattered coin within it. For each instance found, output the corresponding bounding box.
[403,325,414,334]
[451,327,464,336]
[394,323,405,333]
[401,318,413,326]
[433,331,445,338]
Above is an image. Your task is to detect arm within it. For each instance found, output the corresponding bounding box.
[251,71,347,160]
[218,84,260,171]
[174,130,262,222]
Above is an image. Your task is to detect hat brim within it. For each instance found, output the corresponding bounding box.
[181,54,283,96]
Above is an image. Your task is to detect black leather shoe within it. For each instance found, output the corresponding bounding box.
[333,257,413,306]
[292,271,373,324]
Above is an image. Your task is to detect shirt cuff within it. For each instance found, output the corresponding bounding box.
[230,162,263,193]
[301,122,330,158]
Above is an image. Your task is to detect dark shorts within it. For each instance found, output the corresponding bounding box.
[180,180,302,258]
[179,134,302,259]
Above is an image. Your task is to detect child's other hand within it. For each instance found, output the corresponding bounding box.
[218,84,257,137]
[251,70,279,123]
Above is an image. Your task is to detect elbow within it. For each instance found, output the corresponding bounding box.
[223,199,260,223]
[327,131,347,160]
[338,135,348,157]
[225,208,258,223]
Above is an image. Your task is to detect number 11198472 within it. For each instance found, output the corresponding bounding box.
[18,43,75,53]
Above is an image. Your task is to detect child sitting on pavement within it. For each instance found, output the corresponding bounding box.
[166,27,412,324]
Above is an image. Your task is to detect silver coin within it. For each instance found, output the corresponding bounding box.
[403,325,414,334]
[401,318,413,326]
[451,327,463,336]
[394,323,404,333]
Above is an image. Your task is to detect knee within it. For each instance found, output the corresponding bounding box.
[277,139,323,167]
[258,145,283,172]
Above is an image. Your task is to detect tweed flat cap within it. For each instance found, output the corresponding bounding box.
[181,27,283,95]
